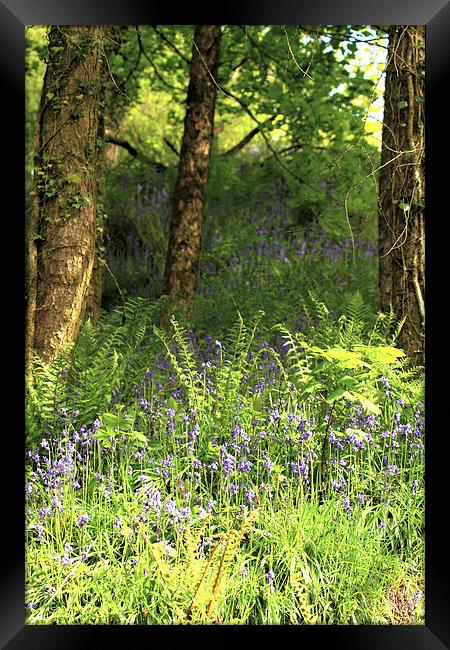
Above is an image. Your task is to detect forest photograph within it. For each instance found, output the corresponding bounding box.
[24,24,425,625]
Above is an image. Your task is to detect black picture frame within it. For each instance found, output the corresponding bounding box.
[3,0,448,647]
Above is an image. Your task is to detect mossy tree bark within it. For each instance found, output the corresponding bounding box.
[84,90,106,323]
[378,26,425,366]
[163,25,222,313]
[25,26,107,372]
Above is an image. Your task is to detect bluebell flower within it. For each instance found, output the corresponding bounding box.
[265,570,275,589]
[386,464,399,476]
[77,514,89,527]
[237,459,252,474]
[222,455,236,475]
[244,488,256,504]
[342,497,353,516]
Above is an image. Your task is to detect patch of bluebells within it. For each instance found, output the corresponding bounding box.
[26,325,424,570]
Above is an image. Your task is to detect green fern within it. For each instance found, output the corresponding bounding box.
[153,315,199,407]
[212,310,265,412]
[345,290,372,324]
[26,297,166,444]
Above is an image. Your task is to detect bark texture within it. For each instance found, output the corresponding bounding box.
[163,25,222,312]
[378,26,425,366]
[26,26,106,367]
[84,93,106,323]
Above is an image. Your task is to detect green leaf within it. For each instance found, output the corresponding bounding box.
[129,430,148,444]
[324,348,369,369]
[345,428,366,440]
[352,392,381,415]
[326,386,350,403]
[301,379,325,394]
[354,345,405,364]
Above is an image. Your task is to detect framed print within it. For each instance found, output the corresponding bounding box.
[2,0,448,647]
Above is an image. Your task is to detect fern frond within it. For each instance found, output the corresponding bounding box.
[212,310,265,410]
[153,317,199,406]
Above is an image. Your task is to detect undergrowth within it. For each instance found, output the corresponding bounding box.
[25,299,424,625]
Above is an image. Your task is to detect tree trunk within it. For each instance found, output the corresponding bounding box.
[25,26,107,369]
[84,83,106,323]
[378,26,425,366]
[163,25,222,313]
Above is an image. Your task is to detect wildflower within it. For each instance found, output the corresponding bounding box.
[77,514,89,528]
[410,590,423,613]
[299,457,308,477]
[244,488,256,504]
[380,377,390,396]
[179,506,192,520]
[332,479,343,494]
[386,464,399,476]
[188,423,199,442]
[342,497,353,516]
[222,455,235,475]
[206,499,216,514]
[268,408,281,426]
[163,540,174,556]
[265,570,275,593]
[51,496,63,512]
[265,570,275,584]
[410,479,419,494]
[237,459,252,474]
[38,507,52,519]
[33,523,45,542]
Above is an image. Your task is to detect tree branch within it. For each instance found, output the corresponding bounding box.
[105,134,167,171]
[151,26,191,65]
[105,134,138,157]
[135,27,181,93]
[222,126,262,156]
[164,137,180,157]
